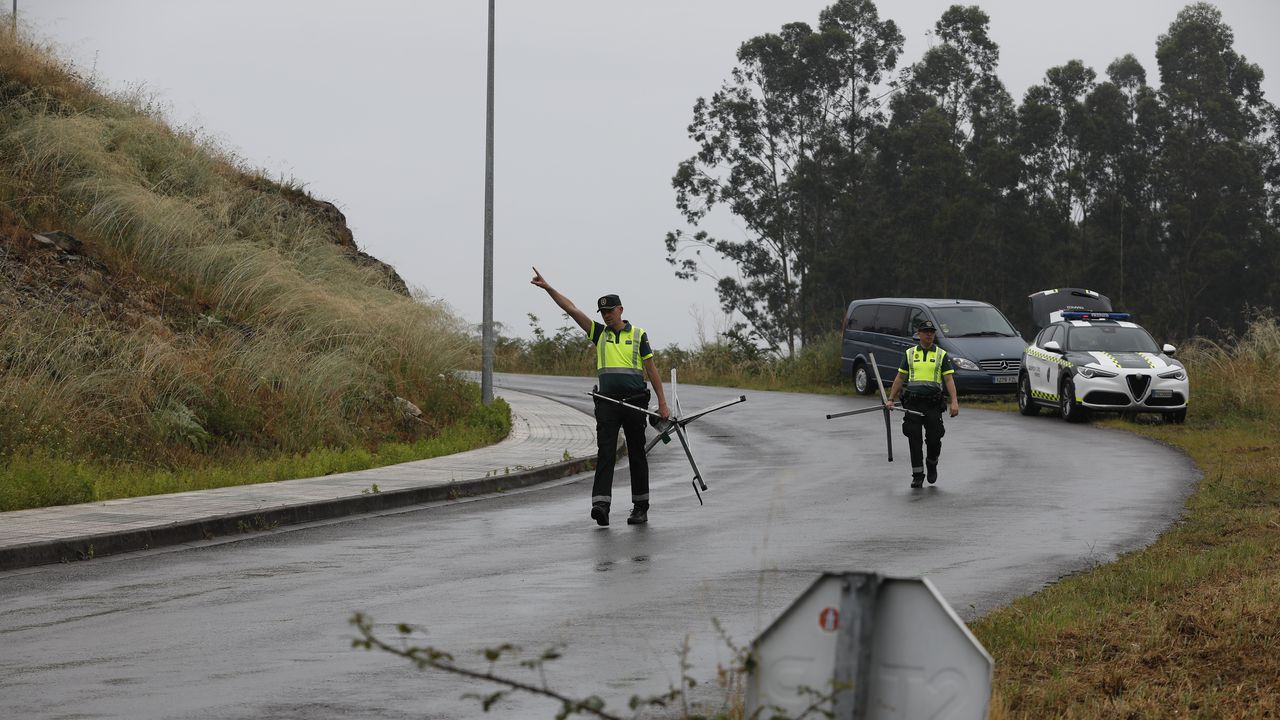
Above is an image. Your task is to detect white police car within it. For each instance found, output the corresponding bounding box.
[1018,291,1189,423]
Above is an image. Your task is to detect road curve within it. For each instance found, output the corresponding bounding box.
[0,373,1198,719]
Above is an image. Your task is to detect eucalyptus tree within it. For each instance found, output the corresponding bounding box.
[1076,55,1162,310]
[874,4,1021,303]
[1018,61,1095,231]
[666,0,903,354]
[1152,2,1276,337]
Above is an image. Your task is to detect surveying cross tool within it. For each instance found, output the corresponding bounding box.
[590,369,745,505]
[825,352,922,462]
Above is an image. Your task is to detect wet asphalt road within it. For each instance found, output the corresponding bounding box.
[0,373,1198,719]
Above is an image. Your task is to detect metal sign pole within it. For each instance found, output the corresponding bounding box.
[833,573,881,720]
[479,0,496,405]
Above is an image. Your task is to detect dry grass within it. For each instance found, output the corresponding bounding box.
[0,27,490,502]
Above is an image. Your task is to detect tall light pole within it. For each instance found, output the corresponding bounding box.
[480,0,496,404]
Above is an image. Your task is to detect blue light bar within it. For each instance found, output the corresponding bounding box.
[1061,311,1130,321]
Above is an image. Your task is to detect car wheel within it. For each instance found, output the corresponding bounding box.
[1060,377,1088,423]
[852,362,875,395]
[1017,373,1040,416]
[1163,408,1187,424]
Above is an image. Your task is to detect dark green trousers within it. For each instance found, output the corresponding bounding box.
[591,390,650,507]
[901,394,946,474]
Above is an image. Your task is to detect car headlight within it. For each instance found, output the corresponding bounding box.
[1158,367,1187,380]
[1077,365,1118,379]
[952,357,979,371]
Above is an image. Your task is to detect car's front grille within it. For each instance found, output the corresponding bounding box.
[978,359,1019,374]
[1126,375,1151,400]
[1085,391,1130,406]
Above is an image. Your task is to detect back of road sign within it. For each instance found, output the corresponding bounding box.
[746,572,992,720]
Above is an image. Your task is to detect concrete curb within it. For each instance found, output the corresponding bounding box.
[0,454,598,572]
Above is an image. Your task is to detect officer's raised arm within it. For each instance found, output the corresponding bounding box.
[530,266,591,334]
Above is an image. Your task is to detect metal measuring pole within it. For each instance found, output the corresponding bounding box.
[824,353,921,463]
[868,353,895,462]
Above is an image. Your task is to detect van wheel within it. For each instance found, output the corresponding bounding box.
[1017,374,1040,416]
[1060,378,1089,423]
[852,362,875,395]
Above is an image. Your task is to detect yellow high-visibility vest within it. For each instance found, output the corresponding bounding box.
[902,345,950,396]
[596,323,646,380]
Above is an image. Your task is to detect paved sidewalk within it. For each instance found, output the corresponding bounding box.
[0,389,597,572]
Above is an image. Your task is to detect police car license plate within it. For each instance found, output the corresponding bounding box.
[992,375,1017,384]
[1152,389,1173,398]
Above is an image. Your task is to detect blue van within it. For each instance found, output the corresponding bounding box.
[839,298,1026,395]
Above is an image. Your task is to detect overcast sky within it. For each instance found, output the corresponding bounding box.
[22,1,1280,348]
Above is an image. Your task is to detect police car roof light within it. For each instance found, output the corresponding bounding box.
[1060,311,1130,321]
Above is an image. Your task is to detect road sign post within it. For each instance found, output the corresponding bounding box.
[746,572,992,720]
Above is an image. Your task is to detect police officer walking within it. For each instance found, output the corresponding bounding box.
[884,320,960,488]
[531,267,669,526]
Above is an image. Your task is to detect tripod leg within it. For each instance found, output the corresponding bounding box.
[674,424,706,504]
[883,407,893,462]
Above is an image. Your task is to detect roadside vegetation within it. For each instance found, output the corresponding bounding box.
[496,315,847,395]
[0,29,506,511]
[6,2,1274,716]
[977,314,1280,718]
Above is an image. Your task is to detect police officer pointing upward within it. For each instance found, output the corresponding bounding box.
[884,319,960,488]
[531,267,669,526]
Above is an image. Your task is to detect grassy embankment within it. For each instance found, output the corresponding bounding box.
[499,316,1277,716]
[0,31,507,512]
[978,316,1280,718]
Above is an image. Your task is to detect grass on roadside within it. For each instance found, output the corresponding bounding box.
[977,315,1280,718]
[493,321,855,395]
[0,397,510,513]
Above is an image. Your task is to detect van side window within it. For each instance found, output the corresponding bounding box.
[848,303,876,333]
[873,305,909,337]
[907,307,929,335]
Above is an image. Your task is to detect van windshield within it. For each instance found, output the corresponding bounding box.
[931,306,1018,338]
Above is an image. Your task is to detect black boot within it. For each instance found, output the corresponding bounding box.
[626,503,648,525]
[910,473,924,489]
[590,502,610,526]
[926,462,938,485]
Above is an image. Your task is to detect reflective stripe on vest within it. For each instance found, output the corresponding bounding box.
[596,323,645,378]
[905,345,947,394]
